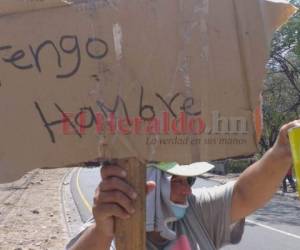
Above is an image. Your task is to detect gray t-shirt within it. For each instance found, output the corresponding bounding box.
[66,182,245,250]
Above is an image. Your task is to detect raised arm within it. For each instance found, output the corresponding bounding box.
[231,120,299,223]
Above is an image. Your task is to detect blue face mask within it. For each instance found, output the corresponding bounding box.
[170,201,189,220]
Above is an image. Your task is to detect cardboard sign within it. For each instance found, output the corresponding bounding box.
[0,0,296,182]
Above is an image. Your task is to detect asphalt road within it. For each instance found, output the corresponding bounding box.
[71,167,300,250]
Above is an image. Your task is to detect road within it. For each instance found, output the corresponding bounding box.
[71,167,300,250]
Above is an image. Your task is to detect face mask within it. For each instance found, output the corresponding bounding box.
[170,201,189,220]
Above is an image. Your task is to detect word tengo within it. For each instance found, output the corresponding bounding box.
[0,35,108,79]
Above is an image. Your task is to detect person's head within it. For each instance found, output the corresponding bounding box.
[153,161,214,205]
[170,175,196,204]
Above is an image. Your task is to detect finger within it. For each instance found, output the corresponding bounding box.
[146,181,156,195]
[99,177,137,200]
[96,191,135,214]
[101,164,127,179]
[279,121,300,144]
[94,185,100,202]
[282,120,300,132]
[93,203,130,220]
[290,121,300,129]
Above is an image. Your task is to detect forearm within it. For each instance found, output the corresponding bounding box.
[69,224,113,250]
[232,147,291,222]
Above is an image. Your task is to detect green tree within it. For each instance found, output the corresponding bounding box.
[260,0,300,153]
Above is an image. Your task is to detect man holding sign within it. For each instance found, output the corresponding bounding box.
[66,120,299,250]
[0,0,297,249]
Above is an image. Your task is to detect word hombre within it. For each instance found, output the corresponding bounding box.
[34,86,206,143]
[34,86,247,143]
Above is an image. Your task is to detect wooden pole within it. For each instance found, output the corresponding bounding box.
[115,158,146,250]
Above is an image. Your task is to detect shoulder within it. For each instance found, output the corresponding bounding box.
[188,181,236,208]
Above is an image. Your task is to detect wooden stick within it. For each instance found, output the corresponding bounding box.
[115,158,146,250]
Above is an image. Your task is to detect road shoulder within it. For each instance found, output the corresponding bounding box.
[0,168,70,249]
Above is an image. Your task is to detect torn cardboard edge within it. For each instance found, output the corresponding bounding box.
[261,0,298,43]
[0,0,69,17]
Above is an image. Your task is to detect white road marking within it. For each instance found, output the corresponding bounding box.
[246,219,300,240]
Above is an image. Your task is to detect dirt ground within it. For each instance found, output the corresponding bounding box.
[0,168,71,250]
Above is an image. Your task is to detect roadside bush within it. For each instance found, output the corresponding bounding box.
[225,158,256,174]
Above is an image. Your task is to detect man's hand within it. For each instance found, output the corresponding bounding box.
[270,119,300,164]
[68,164,155,250]
[93,163,156,238]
